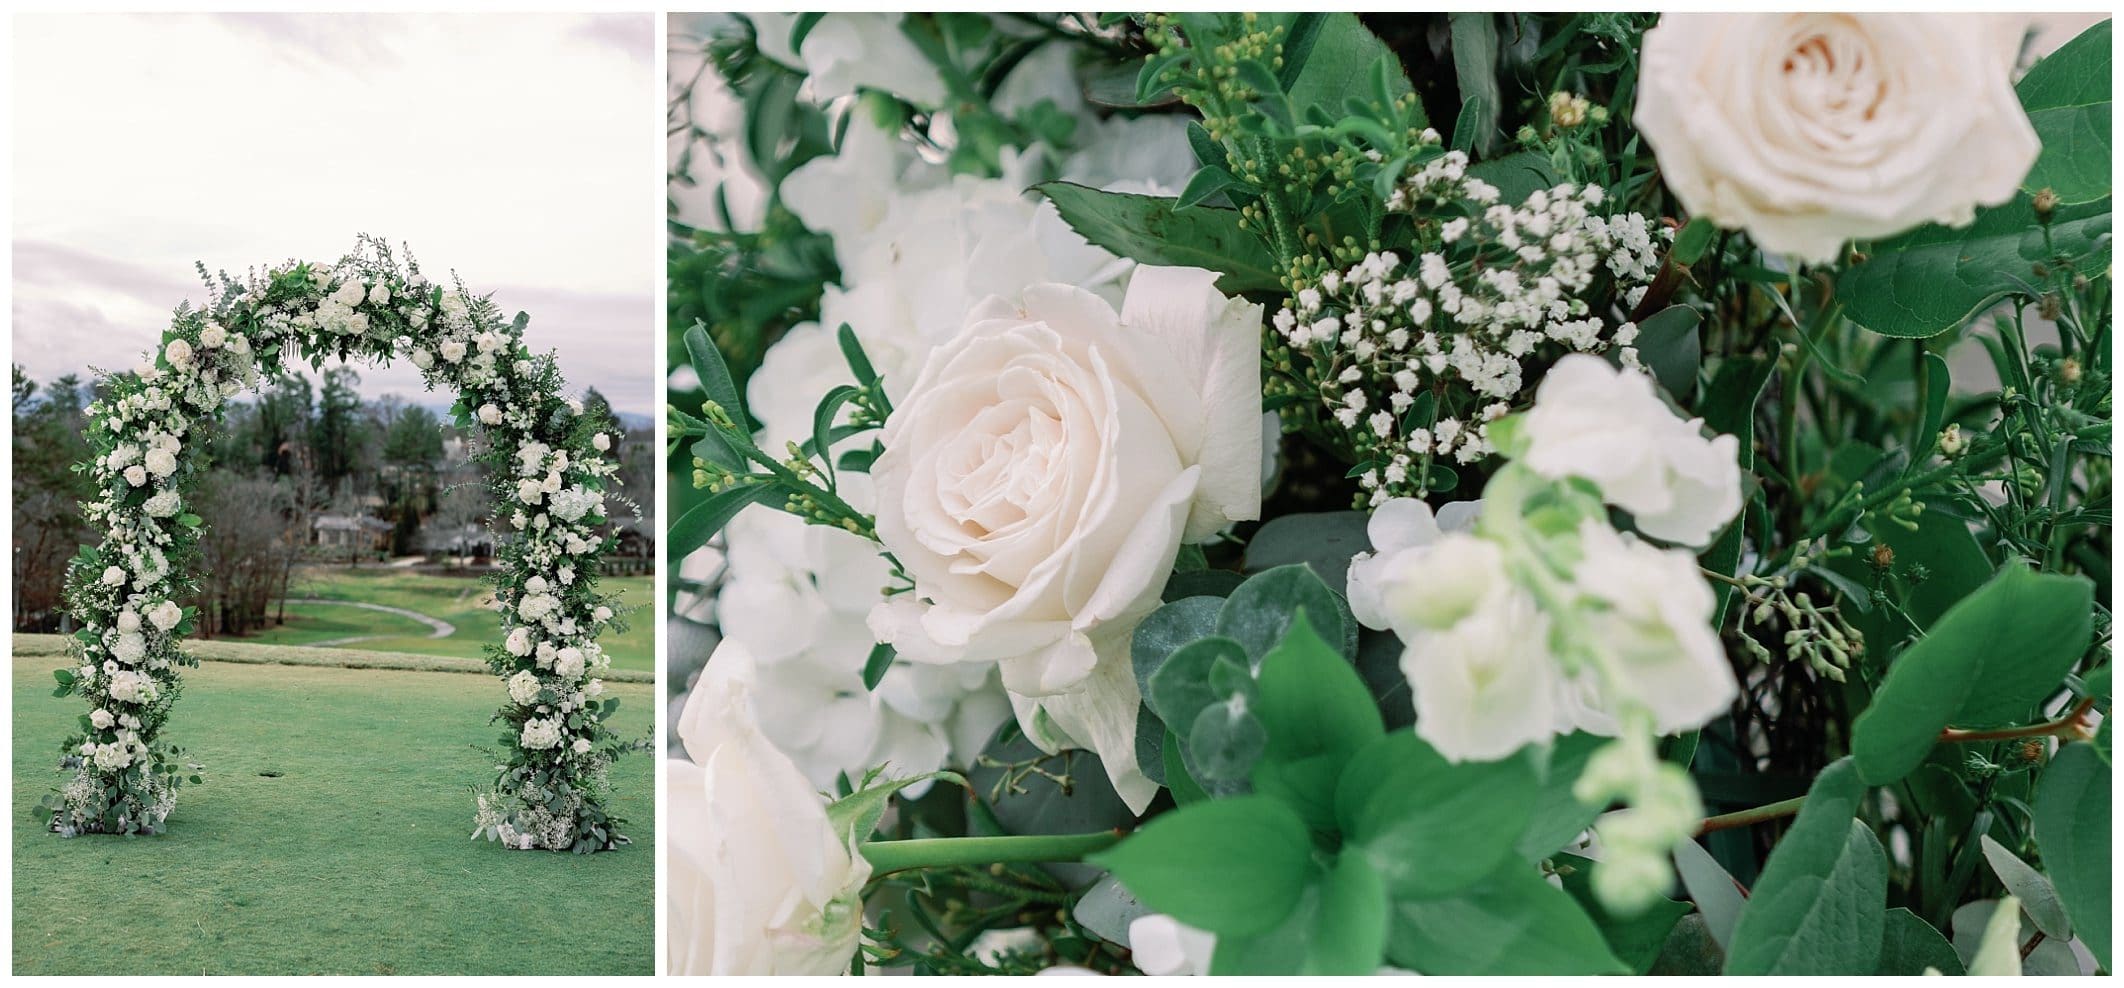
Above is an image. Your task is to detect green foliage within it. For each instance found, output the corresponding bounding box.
[2035,739,2111,968]
[1385,862,1626,975]
[1852,564,2094,784]
[2017,20,2112,205]
[1089,795,1314,937]
[1725,759,1888,975]
[1035,182,1283,294]
[1877,907,1963,975]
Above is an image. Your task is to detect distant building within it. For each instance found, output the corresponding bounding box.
[311,513,392,552]
[422,522,494,562]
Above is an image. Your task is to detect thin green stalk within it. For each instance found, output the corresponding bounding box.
[861,832,1122,877]
[1696,795,1806,836]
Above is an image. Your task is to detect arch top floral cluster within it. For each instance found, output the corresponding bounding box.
[50,238,633,852]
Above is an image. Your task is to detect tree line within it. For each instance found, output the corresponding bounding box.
[12,364,653,636]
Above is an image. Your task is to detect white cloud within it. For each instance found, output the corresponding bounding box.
[11,12,657,415]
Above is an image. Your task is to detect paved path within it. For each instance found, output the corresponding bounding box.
[283,598,455,648]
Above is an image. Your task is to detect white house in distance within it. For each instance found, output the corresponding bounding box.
[311,513,391,554]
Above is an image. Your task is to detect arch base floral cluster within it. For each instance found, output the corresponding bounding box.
[44,237,634,853]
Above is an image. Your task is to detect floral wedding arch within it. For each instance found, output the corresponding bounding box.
[43,238,634,852]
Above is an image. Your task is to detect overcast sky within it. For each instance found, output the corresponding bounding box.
[12,12,658,417]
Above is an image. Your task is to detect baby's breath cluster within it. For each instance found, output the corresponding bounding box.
[1273,138,1671,503]
[49,238,635,852]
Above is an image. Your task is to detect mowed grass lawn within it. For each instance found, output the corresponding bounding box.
[12,650,654,975]
[237,567,653,673]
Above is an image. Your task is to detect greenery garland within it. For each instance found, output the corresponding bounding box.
[40,237,637,852]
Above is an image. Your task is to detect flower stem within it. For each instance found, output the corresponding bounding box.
[1695,795,1807,836]
[860,832,1123,877]
[1938,697,2099,744]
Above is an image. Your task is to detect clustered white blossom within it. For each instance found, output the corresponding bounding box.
[1273,135,1670,504]
[51,239,631,851]
[1346,354,1745,911]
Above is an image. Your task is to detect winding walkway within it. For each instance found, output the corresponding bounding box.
[283,598,455,648]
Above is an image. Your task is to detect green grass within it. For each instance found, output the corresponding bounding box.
[234,567,654,673]
[12,650,654,975]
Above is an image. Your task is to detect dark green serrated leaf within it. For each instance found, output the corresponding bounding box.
[1036,182,1282,294]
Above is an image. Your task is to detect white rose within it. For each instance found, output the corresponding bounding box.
[1634,13,2039,262]
[100,566,126,586]
[199,324,227,349]
[572,738,591,754]
[592,605,613,624]
[516,479,543,505]
[866,267,1263,812]
[410,347,434,370]
[505,626,534,656]
[332,279,366,307]
[148,600,183,632]
[592,432,611,452]
[1556,522,1738,737]
[115,609,141,633]
[1517,355,1740,549]
[90,709,115,730]
[668,641,871,975]
[368,283,392,306]
[123,465,148,487]
[1368,531,1563,762]
[439,340,467,363]
[144,449,179,479]
[164,338,194,369]
[477,403,502,426]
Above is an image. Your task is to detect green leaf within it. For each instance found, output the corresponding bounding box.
[1253,611,1383,766]
[1834,194,2111,338]
[1338,731,1538,900]
[1556,853,1693,975]
[1176,165,1241,210]
[860,641,894,691]
[826,771,963,843]
[1852,564,2094,784]
[1632,305,1702,400]
[1132,595,1224,700]
[1385,861,1627,975]
[1216,564,1357,664]
[1281,13,1414,122]
[1240,510,1371,595]
[1978,835,2072,940]
[683,320,752,433]
[1697,355,1775,626]
[1249,611,1382,829]
[2034,739,2110,969]
[1036,182,1282,294]
[1307,852,1391,975]
[1725,758,1887,975]
[1966,896,2025,976]
[835,323,879,389]
[665,482,777,563]
[1877,907,1964,975]
[2016,20,2111,204]
[1466,150,1558,208]
[1446,12,1500,155]
[1145,636,1247,736]
[1513,732,1606,861]
[1091,795,1314,937]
